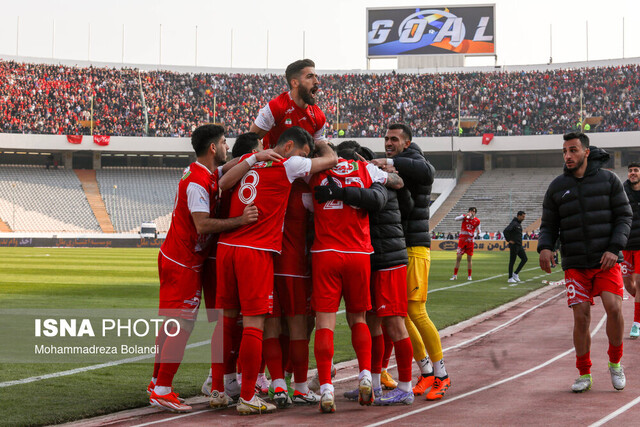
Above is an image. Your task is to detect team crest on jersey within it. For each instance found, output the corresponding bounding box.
[285,118,292,125]
[332,160,358,175]
[181,169,191,180]
[252,161,274,169]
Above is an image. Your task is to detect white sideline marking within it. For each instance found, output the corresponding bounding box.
[0,268,557,388]
[589,395,640,426]
[431,266,544,293]
[334,288,565,384]
[0,340,210,388]
[132,408,216,427]
[365,314,608,427]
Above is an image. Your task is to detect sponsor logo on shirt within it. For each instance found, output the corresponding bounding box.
[285,107,295,115]
[332,160,358,175]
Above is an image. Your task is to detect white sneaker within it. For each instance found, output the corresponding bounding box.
[255,374,270,395]
[358,375,374,406]
[237,394,276,415]
[225,378,241,401]
[292,389,321,404]
[319,390,336,413]
[609,363,625,391]
[201,377,212,396]
[571,374,592,393]
[450,275,457,281]
[467,276,472,281]
[209,390,232,408]
[272,386,292,408]
[507,277,517,283]
[513,273,521,282]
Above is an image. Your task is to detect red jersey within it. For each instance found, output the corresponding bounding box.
[254,91,326,149]
[309,159,388,254]
[161,162,220,270]
[459,216,481,242]
[274,179,313,277]
[218,154,312,253]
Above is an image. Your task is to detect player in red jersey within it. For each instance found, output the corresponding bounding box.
[451,207,481,280]
[309,154,403,413]
[215,126,337,415]
[148,124,259,413]
[250,59,325,149]
[622,162,640,338]
[250,59,328,402]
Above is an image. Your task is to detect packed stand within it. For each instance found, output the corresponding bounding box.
[1,59,639,138]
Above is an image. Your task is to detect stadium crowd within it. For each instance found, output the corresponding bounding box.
[1,59,640,138]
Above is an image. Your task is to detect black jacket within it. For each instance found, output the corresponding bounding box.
[623,180,640,251]
[340,183,412,270]
[504,217,523,246]
[392,143,436,248]
[538,146,632,270]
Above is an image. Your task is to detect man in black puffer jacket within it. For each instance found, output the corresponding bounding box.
[370,124,449,400]
[622,162,640,338]
[538,132,632,394]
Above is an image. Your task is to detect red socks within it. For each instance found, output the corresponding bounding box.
[314,328,334,385]
[635,302,640,324]
[210,315,237,392]
[371,334,384,374]
[382,329,393,369]
[394,337,413,382]
[239,327,263,401]
[263,337,284,381]
[608,343,623,365]
[454,267,459,275]
[351,322,372,373]
[576,352,592,376]
[152,321,172,378]
[279,334,292,373]
[156,326,191,387]
[290,339,310,383]
[468,269,472,277]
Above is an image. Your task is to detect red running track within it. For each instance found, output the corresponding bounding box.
[65,282,640,426]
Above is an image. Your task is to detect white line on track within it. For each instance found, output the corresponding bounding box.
[364,313,608,427]
[0,340,210,388]
[334,288,565,384]
[588,395,640,426]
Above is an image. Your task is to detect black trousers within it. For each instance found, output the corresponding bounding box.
[508,244,527,277]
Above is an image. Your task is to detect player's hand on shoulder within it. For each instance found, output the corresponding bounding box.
[241,203,259,224]
[256,149,283,162]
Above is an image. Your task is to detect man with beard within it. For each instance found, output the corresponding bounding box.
[538,132,631,393]
[250,59,325,149]
[622,162,640,338]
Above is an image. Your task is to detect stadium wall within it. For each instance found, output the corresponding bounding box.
[1,131,638,155]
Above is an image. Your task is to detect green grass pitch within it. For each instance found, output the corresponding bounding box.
[0,247,563,425]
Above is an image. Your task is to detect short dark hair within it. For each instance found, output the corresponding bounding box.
[388,123,412,141]
[563,132,589,149]
[191,124,225,157]
[232,132,261,158]
[517,210,526,216]
[628,161,640,169]
[285,59,315,89]
[468,207,477,213]
[277,126,314,152]
[336,140,360,152]
[357,146,375,161]
[337,148,358,161]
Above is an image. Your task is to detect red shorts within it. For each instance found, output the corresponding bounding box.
[622,250,640,278]
[457,239,474,256]
[311,251,371,313]
[564,265,624,307]
[371,266,408,317]
[215,244,275,316]
[158,252,201,321]
[201,257,221,322]
[270,275,312,318]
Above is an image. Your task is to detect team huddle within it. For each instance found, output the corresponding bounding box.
[146,60,450,415]
[144,59,640,416]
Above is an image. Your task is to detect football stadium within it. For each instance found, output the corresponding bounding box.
[1,1,640,425]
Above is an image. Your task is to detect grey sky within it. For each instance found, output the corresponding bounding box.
[0,0,638,70]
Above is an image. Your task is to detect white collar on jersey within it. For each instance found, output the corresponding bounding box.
[194,161,213,175]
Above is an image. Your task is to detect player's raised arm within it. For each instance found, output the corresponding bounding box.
[218,149,284,191]
[309,140,338,174]
[249,123,269,139]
